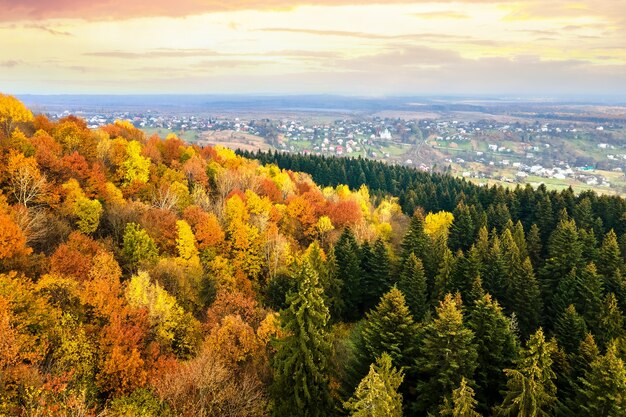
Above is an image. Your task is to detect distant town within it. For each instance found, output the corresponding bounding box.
[45,106,626,195]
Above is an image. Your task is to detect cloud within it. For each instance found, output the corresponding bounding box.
[257,27,503,46]
[0,0,528,22]
[25,23,72,36]
[411,11,469,19]
[85,48,342,60]
[0,60,21,67]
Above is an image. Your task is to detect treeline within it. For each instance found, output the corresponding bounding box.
[241,149,626,245]
[1,94,626,416]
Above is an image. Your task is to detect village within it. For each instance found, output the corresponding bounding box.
[47,109,626,194]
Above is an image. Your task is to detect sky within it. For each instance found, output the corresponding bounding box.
[1,0,625,96]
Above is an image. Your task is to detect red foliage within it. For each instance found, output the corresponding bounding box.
[50,232,104,279]
[96,309,150,396]
[326,199,363,228]
[162,136,185,165]
[205,290,267,332]
[30,131,63,173]
[142,134,163,165]
[226,188,247,202]
[140,207,179,255]
[33,114,56,133]
[258,178,283,203]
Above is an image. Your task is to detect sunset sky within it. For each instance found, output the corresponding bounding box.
[1,0,625,96]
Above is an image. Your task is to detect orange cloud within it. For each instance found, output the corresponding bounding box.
[0,0,521,21]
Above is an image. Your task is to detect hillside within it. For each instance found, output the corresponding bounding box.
[1,94,626,416]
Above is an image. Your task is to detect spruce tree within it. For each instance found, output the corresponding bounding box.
[336,228,363,320]
[344,353,404,417]
[526,223,542,269]
[467,294,519,412]
[554,305,587,354]
[598,230,626,310]
[307,242,343,320]
[359,287,418,371]
[362,238,392,312]
[432,248,455,305]
[401,210,434,277]
[597,293,625,348]
[271,261,334,417]
[505,257,543,339]
[541,218,583,308]
[576,343,626,417]
[449,202,475,253]
[397,252,428,321]
[451,246,482,301]
[414,294,478,415]
[496,328,557,417]
[439,377,482,417]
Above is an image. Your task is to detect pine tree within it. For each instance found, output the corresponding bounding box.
[598,230,626,310]
[554,305,587,354]
[449,202,475,253]
[362,238,392,312]
[451,246,482,301]
[512,221,528,260]
[344,353,404,417]
[397,252,428,321]
[576,343,626,417]
[439,377,482,417]
[401,210,430,262]
[597,293,625,348]
[467,294,519,412]
[505,257,543,339]
[432,248,455,305]
[496,328,557,417]
[271,261,334,417]
[401,210,434,277]
[414,294,478,415]
[526,223,542,269]
[541,218,583,307]
[336,228,363,320]
[307,242,343,320]
[359,287,418,371]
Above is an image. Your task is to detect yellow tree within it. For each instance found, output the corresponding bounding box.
[6,150,47,208]
[0,94,33,138]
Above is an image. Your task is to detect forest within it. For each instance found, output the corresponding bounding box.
[1,93,626,416]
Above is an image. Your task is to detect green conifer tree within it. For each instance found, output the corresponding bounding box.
[468,294,519,412]
[414,294,478,415]
[359,287,418,371]
[362,238,392,312]
[449,202,475,253]
[344,353,404,417]
[336,228,363,320]
[271,261,334,417]
[576,343,626,417]
[397,252,428,321]
[439,377,482,417]
[554,305,587,354]
[597,293,625,348]
[496,328,557,417]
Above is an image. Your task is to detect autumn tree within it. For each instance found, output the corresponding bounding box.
[122,222,159,271]
[0,94,33,138]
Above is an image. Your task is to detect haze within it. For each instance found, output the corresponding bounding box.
[1,0,625,96]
